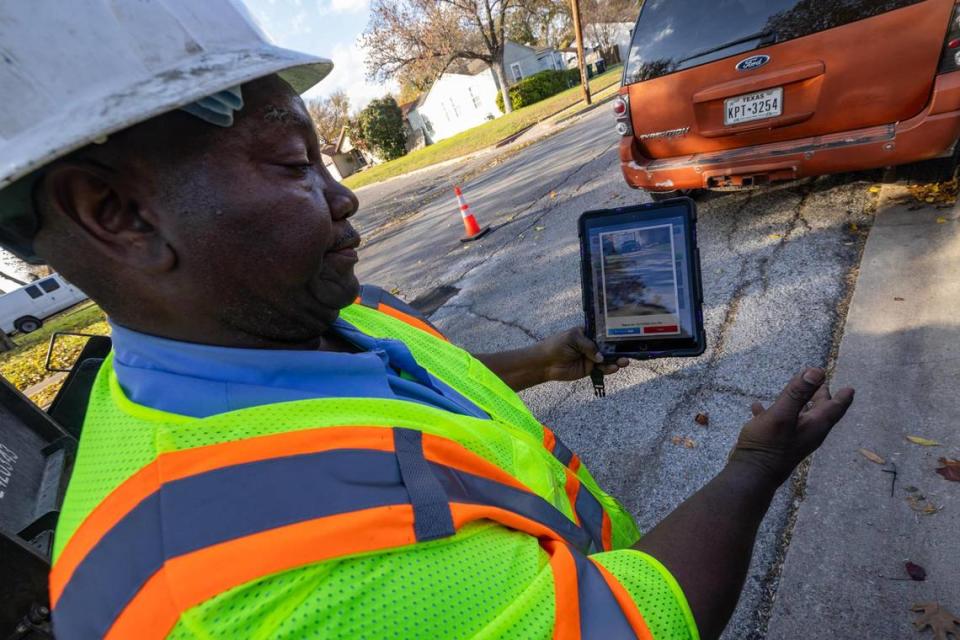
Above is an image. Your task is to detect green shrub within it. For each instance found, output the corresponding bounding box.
[495,69,580,113]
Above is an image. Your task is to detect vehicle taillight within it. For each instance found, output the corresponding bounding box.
[613,94,632,137]
[938,2,960,73]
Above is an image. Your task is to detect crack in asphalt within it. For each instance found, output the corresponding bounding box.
[444,303,542,343]
[599,182,822,493]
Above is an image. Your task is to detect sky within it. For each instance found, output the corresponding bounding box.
[243,0,396,111]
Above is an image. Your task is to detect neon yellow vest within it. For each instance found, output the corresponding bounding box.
[49,299,697,640]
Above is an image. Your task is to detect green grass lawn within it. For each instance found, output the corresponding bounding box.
[343,66,623,190]
[0,302,110,406]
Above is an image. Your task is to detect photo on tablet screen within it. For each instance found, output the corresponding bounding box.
[598,224,681,338]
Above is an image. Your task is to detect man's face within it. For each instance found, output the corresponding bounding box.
[157,76,362,343]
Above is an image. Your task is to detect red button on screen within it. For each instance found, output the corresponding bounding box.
[643,325,679,334]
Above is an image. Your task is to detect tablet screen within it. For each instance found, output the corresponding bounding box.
[585,209,696,345]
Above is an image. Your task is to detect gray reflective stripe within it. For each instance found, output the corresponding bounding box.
[573,548,640,639]
[359,285,385,309]
[394,428,456,541]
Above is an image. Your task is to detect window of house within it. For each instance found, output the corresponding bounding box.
[25,285,42,299]
[511,63,523,82]
[468,87,481,109]
[39,278,60,293]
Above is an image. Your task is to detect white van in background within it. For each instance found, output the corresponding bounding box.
[0,274,88,334]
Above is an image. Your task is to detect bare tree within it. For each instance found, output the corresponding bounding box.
[362,0,527,114]
[306,90,352,146]
[581,0,638,62]
[510,0,572,49]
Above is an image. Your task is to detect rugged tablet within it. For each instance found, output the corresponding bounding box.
[579,198,705,360]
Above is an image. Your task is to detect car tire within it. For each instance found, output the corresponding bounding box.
[14,316,41,333]
[648,189,702,202]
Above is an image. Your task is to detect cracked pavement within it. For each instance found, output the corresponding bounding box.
[354,105,878,638]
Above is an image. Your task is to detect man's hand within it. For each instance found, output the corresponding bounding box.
[533,327,629,383]
[474,327,629,392]
[636,368,855,640]
[729,367,855,486]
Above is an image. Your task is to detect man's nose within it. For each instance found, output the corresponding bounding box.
[326,186,358,221]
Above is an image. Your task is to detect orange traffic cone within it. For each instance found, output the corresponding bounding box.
[454,186,491,242]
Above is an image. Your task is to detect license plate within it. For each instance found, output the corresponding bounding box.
[724,87,783,126]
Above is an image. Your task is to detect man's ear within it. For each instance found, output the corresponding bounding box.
[41,164,176,273]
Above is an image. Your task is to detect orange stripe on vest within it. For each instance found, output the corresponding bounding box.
[591,560,656,640]
[105,506,417,639]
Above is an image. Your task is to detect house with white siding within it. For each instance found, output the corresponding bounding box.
[408,42,566,144]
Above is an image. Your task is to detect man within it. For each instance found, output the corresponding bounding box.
[0,2,854,639]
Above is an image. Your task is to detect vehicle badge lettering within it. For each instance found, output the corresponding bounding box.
[638,127,690,141]
[736,55,770,72]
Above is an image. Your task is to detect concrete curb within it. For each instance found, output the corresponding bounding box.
[765,188,960,638]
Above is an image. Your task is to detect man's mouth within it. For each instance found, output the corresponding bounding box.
[328,230,362,261]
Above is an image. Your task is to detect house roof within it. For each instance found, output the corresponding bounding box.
[321,126,349,156]
[399,96,423,116]
[445,58,490,76]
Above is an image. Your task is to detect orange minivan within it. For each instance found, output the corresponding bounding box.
[614,0,960,198]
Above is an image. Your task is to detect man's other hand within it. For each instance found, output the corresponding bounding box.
[729,368,855,485]
[535,327,630,383]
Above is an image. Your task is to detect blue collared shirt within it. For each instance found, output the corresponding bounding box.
[109,320,488,419]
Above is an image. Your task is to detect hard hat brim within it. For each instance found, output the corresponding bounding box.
[0,44,332,263]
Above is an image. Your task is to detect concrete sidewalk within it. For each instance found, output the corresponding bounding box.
[766,192,960,638]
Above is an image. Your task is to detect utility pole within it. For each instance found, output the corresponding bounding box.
[570,0,592,105]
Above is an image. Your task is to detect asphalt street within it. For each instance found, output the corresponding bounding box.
[353,107,879,639]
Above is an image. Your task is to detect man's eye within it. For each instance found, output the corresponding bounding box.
[281,163,314,176]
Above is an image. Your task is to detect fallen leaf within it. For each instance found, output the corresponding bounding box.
[926,196,936,203]
[671,435,683,446]
[694,413,709,426]
[534,225,545,231]
[849,222,859,231]
[869,185,882,194]
[905,561,927,581]
[894,297,905,302]
[390,286,401,295]
[936,216,948,224]
[935,458,960,482]
[549,191,557,199]
[906,436,943,447]
[768,233,782,240]
[911,603,960,640]
[906,494,941,515]
[671,435,697,449]
[859,448,885,465]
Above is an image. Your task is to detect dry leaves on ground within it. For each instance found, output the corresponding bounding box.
[909,177,959,206]
[671,435,696,449]
[935,458,960,483]
[907,436,943,447]
[912,603,960,640]
[859,448,886,465]
[694,413,709,427]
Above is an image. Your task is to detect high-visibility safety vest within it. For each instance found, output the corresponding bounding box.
[50,287,699,640]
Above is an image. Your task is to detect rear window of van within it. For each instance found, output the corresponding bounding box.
[624,0,927,84]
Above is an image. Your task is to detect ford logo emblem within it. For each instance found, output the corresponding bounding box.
[736,55,770,72]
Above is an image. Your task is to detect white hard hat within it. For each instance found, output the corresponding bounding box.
[0,0,332,263]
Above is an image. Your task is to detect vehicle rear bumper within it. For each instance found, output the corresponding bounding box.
[620,71,960,191]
